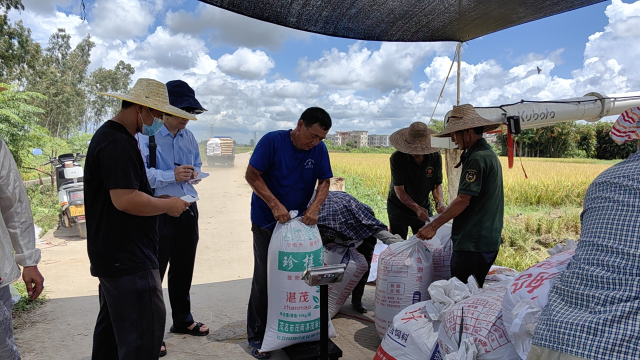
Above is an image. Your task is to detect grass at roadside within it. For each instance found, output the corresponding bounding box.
[11,282,47,330]
[26,185,58,234]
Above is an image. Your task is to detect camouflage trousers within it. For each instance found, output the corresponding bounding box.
[0,285,20,360]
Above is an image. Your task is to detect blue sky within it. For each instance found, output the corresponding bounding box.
[10,0,640,143]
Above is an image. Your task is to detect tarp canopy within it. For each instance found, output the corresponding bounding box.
[199,0,605,42]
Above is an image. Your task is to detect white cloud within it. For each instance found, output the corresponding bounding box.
[298,42,454,92]
[165,4,309,51]
[133,26,207,71]
[89,0,160,40]
[217,48,275,80]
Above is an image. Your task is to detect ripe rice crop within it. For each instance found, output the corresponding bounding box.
[329,152,614,270]
[329,153,612,208]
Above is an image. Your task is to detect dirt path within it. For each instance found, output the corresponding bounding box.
[14,152,379,360]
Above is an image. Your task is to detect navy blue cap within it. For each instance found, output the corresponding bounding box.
[165,80,207,114]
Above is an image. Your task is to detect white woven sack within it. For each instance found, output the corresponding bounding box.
[374,301,444,360]
[375,236,434,338]
[367,242,388,282]
[423,217,453,281]
[438,281,520,360]
[324,242,369,318]
[502,249,576,360]
[260,211,337,352]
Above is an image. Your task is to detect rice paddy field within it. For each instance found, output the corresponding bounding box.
[329,152,617,271]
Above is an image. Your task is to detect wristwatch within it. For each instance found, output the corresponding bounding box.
[436,201,445,207]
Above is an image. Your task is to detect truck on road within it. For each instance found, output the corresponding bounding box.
[206,136,235,167]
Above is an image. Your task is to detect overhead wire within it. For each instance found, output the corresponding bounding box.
[428,43,460,126]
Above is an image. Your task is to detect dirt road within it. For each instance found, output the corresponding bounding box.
[14,152,379,360]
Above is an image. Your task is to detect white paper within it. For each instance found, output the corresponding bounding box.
[180,195,199,203]
[187,171,209,184]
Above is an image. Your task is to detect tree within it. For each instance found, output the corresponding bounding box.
[248,138,255,146]
[0,15,42,85]
[0,83,48,167]
[86,60,135,130]
[429,119,445,133]
[0,0,23,12]
[29,29,95,137]
[594,121,638,160]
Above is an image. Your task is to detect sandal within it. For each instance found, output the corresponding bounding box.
[249,340,270,359]
[170,322,210,336]
[159,341,167,357]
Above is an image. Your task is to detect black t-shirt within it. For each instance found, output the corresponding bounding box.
[387,151,443,219]
[85,120,159,278]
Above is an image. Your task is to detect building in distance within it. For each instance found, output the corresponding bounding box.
[325,131,391,148]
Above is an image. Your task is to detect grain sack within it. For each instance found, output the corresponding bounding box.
[260,211,337,352]
[374,277,478,360]
[323,242,369,318]
[423,217,453,281]
[438,281,520,360]
[502,249,575,360]
[375,236,434,338]
[374,301,443,360]
[367,242,388,282]
[484,266,519,285]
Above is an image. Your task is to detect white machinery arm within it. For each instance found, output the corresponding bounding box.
[433,91,640,148]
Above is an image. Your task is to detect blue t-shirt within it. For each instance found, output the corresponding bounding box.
[250,130,333,229]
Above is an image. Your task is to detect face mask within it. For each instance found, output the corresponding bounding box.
[140,107,165,136]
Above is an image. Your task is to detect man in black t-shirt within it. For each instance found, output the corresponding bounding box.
[85,78,195,359]
[387,122,444,239]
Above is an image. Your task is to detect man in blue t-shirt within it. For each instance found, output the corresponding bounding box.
[245,107,333,359]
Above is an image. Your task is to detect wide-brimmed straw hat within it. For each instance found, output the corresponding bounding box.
[389,122,441,155]
[99,78,197,120]
[435,104,500,137]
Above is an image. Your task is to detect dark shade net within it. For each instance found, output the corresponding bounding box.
[199,0,605,42]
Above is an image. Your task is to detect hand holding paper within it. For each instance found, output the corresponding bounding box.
[188,171,209,185]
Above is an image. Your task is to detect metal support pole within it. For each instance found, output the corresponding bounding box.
[320,285,328,360]
[457,42,461,106]
[445,42,464,203]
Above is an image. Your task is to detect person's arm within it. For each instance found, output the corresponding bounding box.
[110,189,189,217]
[136,134,178,188]
[245,164,290,223]
[416,193,471,240]
[303,179,330,225]
[0,141,44,300]
[395,185,430,222]
[432,184,445,214]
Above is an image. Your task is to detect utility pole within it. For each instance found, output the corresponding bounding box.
[209,121,214,138]
[253,132,257,146]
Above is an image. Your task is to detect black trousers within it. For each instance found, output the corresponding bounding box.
[158,202,199,329]
[351,236,376,302]
[92,269,166,360]
[450,250,499,288]
[247,224,273,343]
[388,213,424,240]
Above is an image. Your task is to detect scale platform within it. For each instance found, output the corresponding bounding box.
[282,339,343,360]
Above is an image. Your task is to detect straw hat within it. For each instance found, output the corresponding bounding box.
[389,122,441,155]
[99,78,196,120]
[435,104,500,137]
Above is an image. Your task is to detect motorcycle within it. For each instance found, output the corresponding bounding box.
[35,149,87,238]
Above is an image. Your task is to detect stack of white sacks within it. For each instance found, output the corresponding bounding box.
[372,222,578,360]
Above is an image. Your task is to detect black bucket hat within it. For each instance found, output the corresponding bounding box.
[165,80,207,115]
